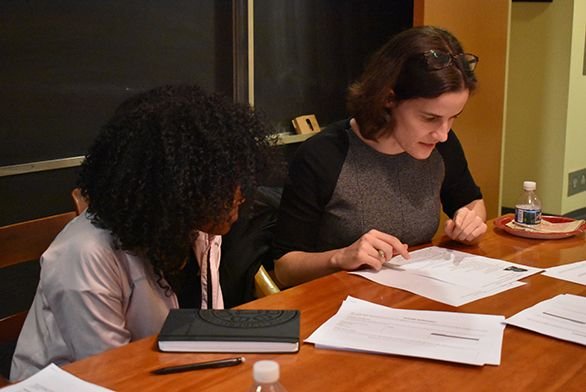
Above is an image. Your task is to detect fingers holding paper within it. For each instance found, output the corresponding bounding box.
[331,229,410,271]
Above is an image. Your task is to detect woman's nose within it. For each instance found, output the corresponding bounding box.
[433,123,450,142]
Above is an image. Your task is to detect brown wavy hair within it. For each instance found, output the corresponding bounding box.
[347,26,477,140]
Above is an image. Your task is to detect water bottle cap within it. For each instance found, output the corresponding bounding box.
[523,181,536,191]
[253,360,280,383]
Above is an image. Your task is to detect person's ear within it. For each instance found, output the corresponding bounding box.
[384,90,396,109]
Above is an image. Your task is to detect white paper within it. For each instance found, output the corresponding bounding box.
[306,296,506,366]
[3,363,114,392]
[543,260,586,286]
[351,246,541,306]
[505,294,586,346]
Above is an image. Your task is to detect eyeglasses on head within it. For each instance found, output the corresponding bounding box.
[423,50,479,72]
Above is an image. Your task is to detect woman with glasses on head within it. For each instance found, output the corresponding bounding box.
[272,26,486,287]
[10,84,273,381]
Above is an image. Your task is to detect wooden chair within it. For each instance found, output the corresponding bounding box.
[71,188,88,215]
[0,211,76,380]
[254,265,280,297]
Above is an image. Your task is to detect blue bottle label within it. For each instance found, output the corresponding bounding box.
[515,208,542,225]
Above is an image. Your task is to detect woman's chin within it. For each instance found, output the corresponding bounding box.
[409,144,435,160]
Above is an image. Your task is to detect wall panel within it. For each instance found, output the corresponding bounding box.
[414,0,510,219]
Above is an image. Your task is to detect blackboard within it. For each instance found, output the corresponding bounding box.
[0,0,232,167]
[254,0,413,133]
[0,0,413,226]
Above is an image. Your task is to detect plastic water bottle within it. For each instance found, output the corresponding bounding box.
[247,360,288,392]
[515,181,542,225]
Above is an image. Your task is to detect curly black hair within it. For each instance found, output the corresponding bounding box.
[78,84,275,288]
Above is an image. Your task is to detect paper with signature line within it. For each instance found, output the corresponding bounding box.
[306,296,505,366]
[351,246,541,306]
[543,260,586,286]
[506,294,586,346]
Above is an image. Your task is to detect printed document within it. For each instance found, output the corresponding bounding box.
[306,296,505,366]
[351,246,542,306]
[542,260,586,286]
[505,293,586,346]
[3,363,113,392]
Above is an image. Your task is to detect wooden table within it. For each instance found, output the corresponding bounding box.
[63,222,586,391]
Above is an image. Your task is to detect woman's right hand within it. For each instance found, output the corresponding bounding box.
[330,229,410,271]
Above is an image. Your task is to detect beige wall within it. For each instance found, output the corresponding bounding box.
[503,0,586,215]
[563,0,586,213]
[414,0,510,219]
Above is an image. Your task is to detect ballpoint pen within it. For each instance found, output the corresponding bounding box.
[151,356,246,375]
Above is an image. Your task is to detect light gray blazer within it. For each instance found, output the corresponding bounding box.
[10,213,179,381]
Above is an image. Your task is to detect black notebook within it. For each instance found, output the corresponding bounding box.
[157,309,300,353]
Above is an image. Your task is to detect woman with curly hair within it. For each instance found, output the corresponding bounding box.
[10,84,274,381]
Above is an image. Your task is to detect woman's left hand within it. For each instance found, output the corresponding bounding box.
[444,202,487,244]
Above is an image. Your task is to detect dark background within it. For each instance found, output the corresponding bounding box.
[0,0,412,226]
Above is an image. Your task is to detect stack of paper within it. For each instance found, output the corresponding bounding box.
[542,260,586,285]
[505,294,586,346]
[351,246,542,306]
[4,363,113,392]
[306,296,506,366]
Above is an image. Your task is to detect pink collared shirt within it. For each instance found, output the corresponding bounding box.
[193,232,224,309]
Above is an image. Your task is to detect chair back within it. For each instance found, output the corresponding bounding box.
[71,188,88,215]
[220,187,282,306]
[0,212,76,269]
[254,265,280,297]
[0,211,76,379]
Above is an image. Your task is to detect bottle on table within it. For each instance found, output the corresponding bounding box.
[247,360,288,392]
[514,181,542,225]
